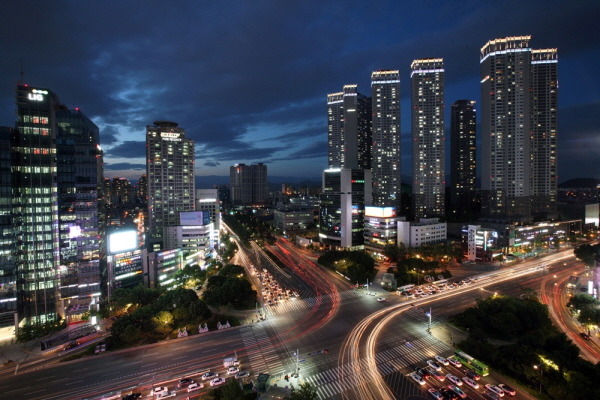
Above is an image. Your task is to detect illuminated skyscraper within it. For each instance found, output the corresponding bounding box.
[411,59,445,218]
[13,85,62,325]
[371,70,401,207]
[327,85,372,170]
[480,36,558,220]
[146,121,195,251]
[450,100,477,217]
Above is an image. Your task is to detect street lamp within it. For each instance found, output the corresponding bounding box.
[533,364,543,394]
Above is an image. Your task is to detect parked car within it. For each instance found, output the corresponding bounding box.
[498,383,516,396]
[210,377,226,387]
[201,372,218,380]
[446,374,462,386]
[149,387,168,396]
[435,355,449,366]
[416,367,430,379]
[177,378,194,388]
[427,360,442,371]
[462,377,479,389]
[485,384,505,397]
[465,370,481,380]
[225,365,239,375]
[235,371,250,379]
[447,357,462,368]
[409,372,426,385]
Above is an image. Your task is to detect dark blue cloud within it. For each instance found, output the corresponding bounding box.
[104,162,146,171]
[0,1,598,181]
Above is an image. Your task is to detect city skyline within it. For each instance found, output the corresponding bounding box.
[1,1,599,183]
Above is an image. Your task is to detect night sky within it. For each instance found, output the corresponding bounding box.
[1,1,599,184]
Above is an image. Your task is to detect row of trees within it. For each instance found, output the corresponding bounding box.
[204,381,317,400]
[452,295,600,399]
[223,211,276,247]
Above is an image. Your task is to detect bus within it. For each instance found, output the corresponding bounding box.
[396,284,415,294]
[454,351,490,376]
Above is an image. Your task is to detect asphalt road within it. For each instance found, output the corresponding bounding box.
[0,247,585,400]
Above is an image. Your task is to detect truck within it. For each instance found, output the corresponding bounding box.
[223,357,240,368]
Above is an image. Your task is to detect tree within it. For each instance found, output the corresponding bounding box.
[574,244,598,267]
[122,324,141,344]
[153,311,174,336]
[284,382,318,400]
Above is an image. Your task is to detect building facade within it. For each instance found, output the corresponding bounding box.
[450,100,477,217]
[327,85,372,170]
[13,85,62,326]
[56,108,104,320]
[146,121,195,250]
[411,59,445,218]
[397,218,447,248]
[0,127,16,327]
[480,36,558,220]
[319,168,372,249]
[229,163,268,205]
[363,206,402,255]
[371,70,401,208]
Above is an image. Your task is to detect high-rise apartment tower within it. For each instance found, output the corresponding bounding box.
[327,85,372,170]
[480,36,558,220]
[146,121,195,250]
[450,100,477,217]
[411,59,445,218]
[371,70,401,207]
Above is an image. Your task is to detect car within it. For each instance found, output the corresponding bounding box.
[201,372,218,380]
[447,357,462,368]
[435,355,449,366]
[122,394,142,400]
[177,378,194,388]
[448,385,467,399]
[210,377,226,387]
[465,370,481,380]
[485,384,505,397]
[446,374,462,386]
[409,372,426,385]
[227,366,240,375]
[498,383,516,396]
[580,332,591,340]
[462,376,479,389]
[427,359,442,371]
[150,387,168,396]
[235,371,250,379]
[483,391,502,400]
[416,367,430,379]
[377,297,386,302]
[440,388,460,400]
[187,382,204,392]
[428,388,444,400]
[64,341,79,350]
[427,367,445,381]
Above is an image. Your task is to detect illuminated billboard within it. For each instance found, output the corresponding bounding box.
[365,206,396,218]
[108,230,138,254]
[180,211,210,226]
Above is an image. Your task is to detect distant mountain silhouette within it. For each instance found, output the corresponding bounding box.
[558,178,600,188]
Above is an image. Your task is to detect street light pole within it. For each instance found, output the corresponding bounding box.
[534,364,543,394]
